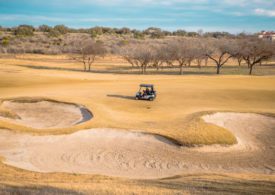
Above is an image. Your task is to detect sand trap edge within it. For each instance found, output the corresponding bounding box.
[0,97,93,128]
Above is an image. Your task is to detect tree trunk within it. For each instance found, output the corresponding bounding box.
[157,62,163,71]
[238,59,242,66]
[205,58,208,66]
[249,65,253,75]
[144,65,147,74]
[197,60,201,69]
[83,62,86,71]
[180,65,183,75]
[154,62,159,71]
[141,65,146,74]
[216,65,221,74]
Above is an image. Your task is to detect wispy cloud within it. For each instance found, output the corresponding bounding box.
[75,0,209,6]
[223,0,274,6]
[0,14,174,23]
[254,8,275,17]
[76,0,273,6]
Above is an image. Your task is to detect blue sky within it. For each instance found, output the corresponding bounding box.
[0,0,274,33]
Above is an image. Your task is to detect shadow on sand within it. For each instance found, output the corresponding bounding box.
[16,64,217,75]
[107,94,136,100]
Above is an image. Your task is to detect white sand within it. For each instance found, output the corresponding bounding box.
[0,100,92,129]
[0,112,274,179]
[198,112,272,152]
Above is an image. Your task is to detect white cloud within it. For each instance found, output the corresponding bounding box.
[88,0,274,6]
[255,8,275,17]
[0,14,173,23]
[59,0,209,6]
[223,0,273,6]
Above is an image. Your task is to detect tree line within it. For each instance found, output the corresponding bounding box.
[0,25,274,75]
[0,24,252,39]
[64,37,274,75]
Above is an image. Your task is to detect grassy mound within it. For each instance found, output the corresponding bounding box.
[167,112,237,146]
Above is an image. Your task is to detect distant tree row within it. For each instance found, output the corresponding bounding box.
[0,27,274,75]
[117,38,275,75]
[52,36,274,75]
[0,25,254,39]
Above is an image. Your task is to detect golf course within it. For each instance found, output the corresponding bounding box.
[0,54,274,194]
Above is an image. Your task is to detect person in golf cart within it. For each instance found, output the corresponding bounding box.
[144,87,150,96]
[136,84,156,101]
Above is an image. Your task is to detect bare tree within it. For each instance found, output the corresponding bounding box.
[192,39,207,69]
[118,44,139,68]
[204,57,208,66]
[238,38,274,75]
[235,55,243,66]
[71,40,106,71]
[162,42,176,68]
[164,39,196,75]
[151,43,166,71]
[133,44,155,74]
[205,38,237,74]
[234,40,245,66]
[119,42,155,74]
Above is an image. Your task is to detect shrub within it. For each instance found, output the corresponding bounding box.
[117,40,129,46]
[38,25,52,32]
[48,29,61,37]
[102,27,114,34]
[14,25,34,36]
[173,30,187,36]
[96,40,104,44]
[187,32,198,37]
[133,31,145,39]
[144,27,164,39]
[150,31,165,39]
[90,31,98,39]
[116,27,131,35]
[53,25,69,34]
[90,27,103,37]
[1,36,10,46]
[52,38,62,45]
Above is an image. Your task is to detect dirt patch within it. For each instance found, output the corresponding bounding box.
[0,112,274,179]
[0,98,92,129]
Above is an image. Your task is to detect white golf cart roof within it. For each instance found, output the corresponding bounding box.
[140,84,154,88]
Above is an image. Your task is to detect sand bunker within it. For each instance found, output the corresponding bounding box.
[0,99,92,129]
[0,112,274,179]
[198,112,273,152]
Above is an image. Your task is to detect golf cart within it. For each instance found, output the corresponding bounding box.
[135,84,156,101]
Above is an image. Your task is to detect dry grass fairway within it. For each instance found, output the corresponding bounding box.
[0,54,275,194]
